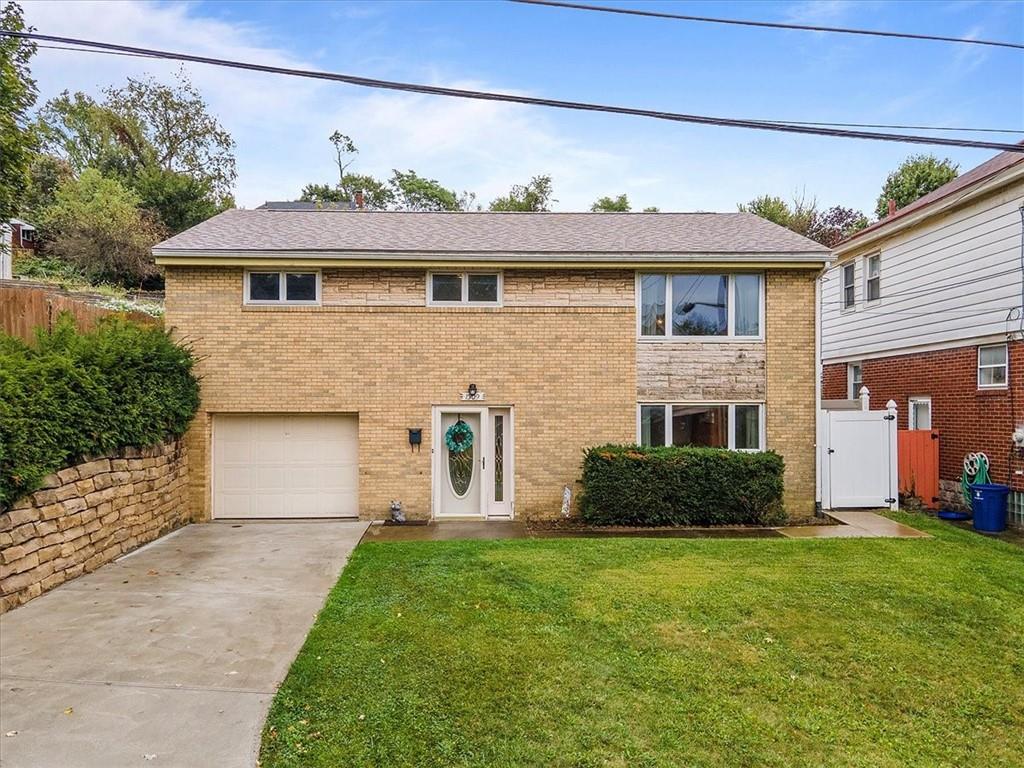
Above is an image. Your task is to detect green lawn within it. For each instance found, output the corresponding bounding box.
[260,514,1024,768]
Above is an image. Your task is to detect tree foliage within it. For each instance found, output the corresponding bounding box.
[21,153,74,222]
[300,174,395,210]
[389,169,475,212]
[0,314,199,508]
[36,70,236,215]
[875,154,959,219]
[739,192,868,247]
[591,194,631,212]
[0,1,39,226]
[37,169,166,287]
[489,175,555,212]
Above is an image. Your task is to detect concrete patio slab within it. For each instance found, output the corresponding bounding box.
[0,520,367,768]
[781,510,930,539]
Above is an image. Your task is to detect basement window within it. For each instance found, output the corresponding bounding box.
[638,403,764,451]
[245,271,321,304]
[978,343,1008,388]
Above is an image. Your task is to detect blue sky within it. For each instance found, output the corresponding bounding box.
[22,0,1024,215]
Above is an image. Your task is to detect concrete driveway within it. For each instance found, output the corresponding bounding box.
[0,520,367,767]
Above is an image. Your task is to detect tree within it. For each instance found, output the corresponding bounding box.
[489,175,555,211]
[37,70,236,204]
[642,206,660,213]
[389,169,475,211]
[591,194,630,212]
[807,205,869,248]
[38,169,166,287]
[329,131,357,185]
[132,166,231,234]
[739,192,868,247]
[21,154,74,222]
[0,1,39,226]
[875,154,958,219]
[299,174,395,210]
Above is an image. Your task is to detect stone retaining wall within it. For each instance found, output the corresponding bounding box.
[0,440,189,612]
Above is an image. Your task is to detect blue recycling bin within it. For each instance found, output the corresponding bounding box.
[971,483,1009,533]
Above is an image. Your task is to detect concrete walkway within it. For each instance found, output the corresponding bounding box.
[781,510,930,539]
[0,521,367,768]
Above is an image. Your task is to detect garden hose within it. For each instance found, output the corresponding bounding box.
[962,452,991,506]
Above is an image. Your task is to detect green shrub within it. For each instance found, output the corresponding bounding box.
[0,314,199,509]
[579,444,786,526]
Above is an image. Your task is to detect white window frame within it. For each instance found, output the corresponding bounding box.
[427,271,503,307]
[244,269,322,305]
[908,396,932,430]
[978,343,1008,389]
[848,362,863,399]
[864,253,881,303]
[636,403,766,451]
[19,227,36,245]
[841,262,856,310]
[635,272,764,342]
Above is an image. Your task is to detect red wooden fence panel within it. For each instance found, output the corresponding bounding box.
[898,430,940,508]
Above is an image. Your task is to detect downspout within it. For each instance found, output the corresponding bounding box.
[815,262,828,516]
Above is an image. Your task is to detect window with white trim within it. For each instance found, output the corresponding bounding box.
[978,343,1008,388]
[848,362,863,399]
[865,254,880,301]
[842,262,856,309]
[245,271,320,304]
[19,227,36,245]
[638,403,764,450]
[637,273,762,339]
[909,396,932,430]
[428,272,501,305]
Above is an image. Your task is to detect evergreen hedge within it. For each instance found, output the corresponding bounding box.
[0,314,200,509]
[579,444,786,526]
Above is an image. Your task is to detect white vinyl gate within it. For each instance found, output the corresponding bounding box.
[820,394,899,511]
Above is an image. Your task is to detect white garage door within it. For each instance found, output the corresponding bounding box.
[213,414,358,519]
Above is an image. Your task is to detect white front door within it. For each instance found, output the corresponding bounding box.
[434,407,514,519]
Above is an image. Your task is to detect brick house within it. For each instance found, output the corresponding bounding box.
[820,147,1024,514]
[155,207,830,522]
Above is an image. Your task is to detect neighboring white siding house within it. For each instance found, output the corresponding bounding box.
[821,155,1024,364]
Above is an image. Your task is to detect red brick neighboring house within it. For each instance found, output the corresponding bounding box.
[820,146,1024,519]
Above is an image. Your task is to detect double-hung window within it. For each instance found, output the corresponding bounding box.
[978,344,1008,388]
[848,362,863,399]
[909,396,932,430]
[638,403,764,451]
[245,270,320,304]
[638,273,762,339]
[428,272,501,306]
[865,254,881,301]
[842,262,856,309]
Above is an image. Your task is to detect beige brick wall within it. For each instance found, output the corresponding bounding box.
[0,440,189,612]
[165,265,818,521]
[765,269,818,515]
[165,267,636,522]
[637,342,766,401]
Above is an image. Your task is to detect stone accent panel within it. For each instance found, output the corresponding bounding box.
[637,342,766,401]
[765,269,818,515]
[315,268,635,308]
[0,440,189,612]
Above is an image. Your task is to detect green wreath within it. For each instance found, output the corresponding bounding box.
[445,420,474,453]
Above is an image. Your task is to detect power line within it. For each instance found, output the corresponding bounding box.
[4,30,1022,153]
[30,40,1022,136]
[510,0,1024,51]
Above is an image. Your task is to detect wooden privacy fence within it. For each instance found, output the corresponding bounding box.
[0,280,160,343]
[898,430,940,508]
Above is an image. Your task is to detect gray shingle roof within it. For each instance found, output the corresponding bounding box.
[153,209,830,259]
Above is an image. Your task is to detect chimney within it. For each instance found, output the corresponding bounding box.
[887,198,896,217]
[355,189,365,210]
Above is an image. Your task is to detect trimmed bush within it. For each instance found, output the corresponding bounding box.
[0,314,199,508]
[579,444,786,526]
